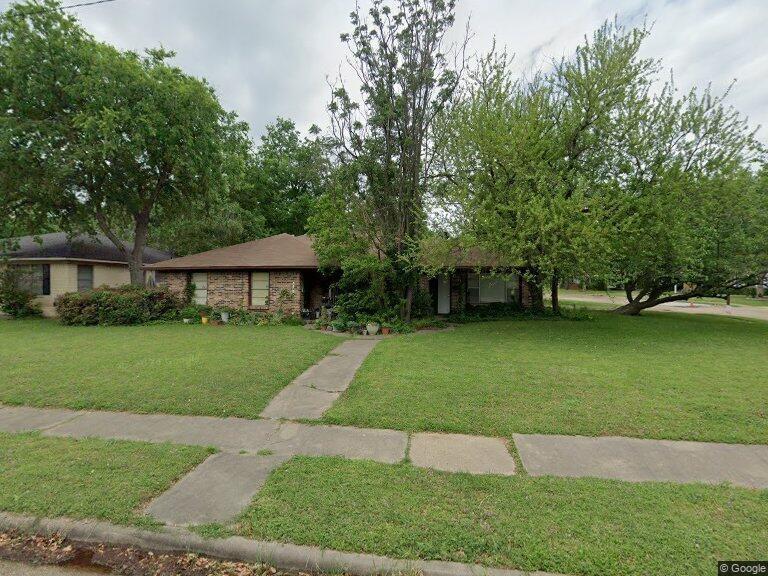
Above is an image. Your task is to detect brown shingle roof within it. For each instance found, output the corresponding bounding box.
[144,233,318,270]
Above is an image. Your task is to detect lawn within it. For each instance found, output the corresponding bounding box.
[0,432,210,526]
[238,456,768,576]
[0,319,340,418]
[324,312,768,444]
[693,295,768,308]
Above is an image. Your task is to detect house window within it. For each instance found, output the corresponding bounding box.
[250,272,269,307]
[13,264,50,296]
[191,272,208,305]
[145,271,167,288]
[77,265,93,292]
[467,273,518,304]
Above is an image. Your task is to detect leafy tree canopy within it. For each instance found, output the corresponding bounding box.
[0,0,250,281]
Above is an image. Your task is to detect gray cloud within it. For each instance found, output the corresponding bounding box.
[1,0,765,142]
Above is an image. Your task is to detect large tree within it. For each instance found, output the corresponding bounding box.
[0,0,249,283]
[434,22,654,311]
[606,83,767,314]
[250,118,330,236]
[311,0,463,320]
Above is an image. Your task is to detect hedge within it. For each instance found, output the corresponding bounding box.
[55,285,183,326]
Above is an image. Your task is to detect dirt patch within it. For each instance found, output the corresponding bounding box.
[0,531,308,576]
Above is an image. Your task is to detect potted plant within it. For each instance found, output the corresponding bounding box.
[200,311,209,325]
[380,322,392,335]
[365,320,380,335]
[220,311,230,323]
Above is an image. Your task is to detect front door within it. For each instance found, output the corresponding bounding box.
[437,274,450,314]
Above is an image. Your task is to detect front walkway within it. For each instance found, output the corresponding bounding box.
[260,338,379,420]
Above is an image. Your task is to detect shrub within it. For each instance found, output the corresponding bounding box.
[450,302,593,323]
[55,285,183,326]
[208,307,304,327]
[411,317,448,331]
[0,268,41,318]
[411,287,435,318]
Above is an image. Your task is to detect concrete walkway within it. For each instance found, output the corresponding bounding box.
[146,452,291,525]
[515,433,768,489]
[3,403,767,490]
[260,339,379,420]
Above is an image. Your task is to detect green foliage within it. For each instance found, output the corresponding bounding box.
[434,19,767,314]
[0,267,41,317]
[55,285,183,326]
[150,117,330,255]
[312,0,462,320]
[409,317,449,331]
[250,118,330,236]
[179,303,212,321]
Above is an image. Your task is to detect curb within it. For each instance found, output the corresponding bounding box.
[0,512,564,576]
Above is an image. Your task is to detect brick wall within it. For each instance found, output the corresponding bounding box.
[158,271,187,296]
[208,271,249,308]
[157,269,303,314]
[269,270,302,314]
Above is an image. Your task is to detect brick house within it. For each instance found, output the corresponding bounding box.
[145,234,330,316]
[145,233,533,316]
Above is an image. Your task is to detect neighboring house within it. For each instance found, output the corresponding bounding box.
[1,232,173,316]
[146,233,533,316]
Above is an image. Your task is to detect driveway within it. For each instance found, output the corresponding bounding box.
[562,292,768,322]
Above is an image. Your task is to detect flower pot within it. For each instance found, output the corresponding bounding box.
[182,318,191,324]
[201,316,209,325]
[220,312,230,323]
[366,322,380,335]
[381,326,391,335]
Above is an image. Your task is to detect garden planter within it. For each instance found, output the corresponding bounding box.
[366,322,380,335]
[182,318,191,324]
[201,316,209,325]
[220,312,230,323]
[381,326,391,335]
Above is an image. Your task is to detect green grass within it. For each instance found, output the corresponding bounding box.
[324,312,768,443]
[238,457,768,576]
[692,295,768,308]
[0,319,341,418]
[0,432,210,526]
[559,289,768,308]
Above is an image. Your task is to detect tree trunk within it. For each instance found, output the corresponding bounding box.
[613,286,703,315]
[403,283,414,322]
[527,281,545,311]
[128,209,151,286]
[613,300,648,315]
[550,274,560,314]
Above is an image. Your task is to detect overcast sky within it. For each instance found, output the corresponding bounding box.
[3,0,766,142]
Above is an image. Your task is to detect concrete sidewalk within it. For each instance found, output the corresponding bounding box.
[260,339,379,420]
[515,433,768,489]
